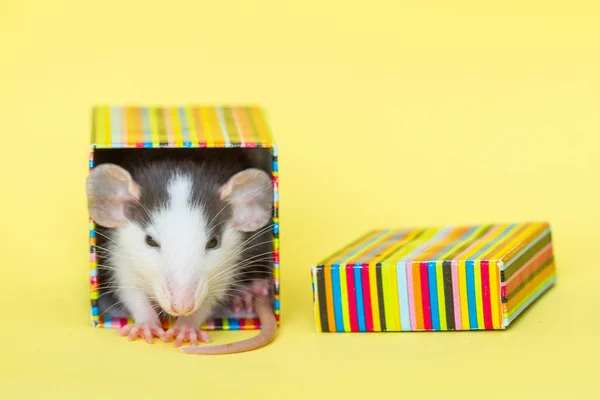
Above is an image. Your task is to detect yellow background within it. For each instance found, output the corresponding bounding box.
[1,0,599,398]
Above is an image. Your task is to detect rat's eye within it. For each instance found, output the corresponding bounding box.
[145,235,160,248]
[206,237,219,250]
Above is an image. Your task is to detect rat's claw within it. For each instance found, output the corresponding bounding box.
[142,326,154,344]
[174,331,186,347]
[128,326,139,341]
[163,328,175,342]
[164,325,210,347]
[243,292,254,313]
[188,330,198,346]
[232,297,243,313]
[198,330,210,343]
[118,322,164,344]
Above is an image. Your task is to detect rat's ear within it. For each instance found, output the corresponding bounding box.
[86,164,141,228]
[220,168,273,232]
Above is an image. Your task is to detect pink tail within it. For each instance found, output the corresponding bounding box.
[180,296,277,355]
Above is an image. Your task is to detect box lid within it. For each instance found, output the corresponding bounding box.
[311,222,556,332]
[91,105,274,149]
[314,223,551,268]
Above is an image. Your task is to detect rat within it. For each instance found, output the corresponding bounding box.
[86,155,277,354]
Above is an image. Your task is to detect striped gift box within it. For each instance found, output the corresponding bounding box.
[311,222,556,332]
[88,105,280,331]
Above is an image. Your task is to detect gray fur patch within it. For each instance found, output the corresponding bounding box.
[125,159,247,238]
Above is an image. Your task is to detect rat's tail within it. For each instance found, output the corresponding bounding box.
[180,295,277,355]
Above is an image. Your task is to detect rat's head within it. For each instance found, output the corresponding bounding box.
[86,162,272,317]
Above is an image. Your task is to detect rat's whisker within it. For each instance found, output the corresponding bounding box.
[209,302,237,316]
[96,264,119,271]
[225,278,274,288]
[208,239,274,276]
[221,224,273,260]
[92,245,118,255]
[206,219,229,239]
[99,300,127,317]
[207,251,275,281]
[208,270,275,289]
[133,198,153,220]
[206,202,230,233]
[207,256,275,284]
[210,290,260,301]
[93,250,114,257]
[98,290,120,299]
[91,230,117,244]
[222,232,274,264]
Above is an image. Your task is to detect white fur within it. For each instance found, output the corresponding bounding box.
[109,173,244,321]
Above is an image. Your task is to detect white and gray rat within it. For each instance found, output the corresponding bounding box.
[86,154,277,354]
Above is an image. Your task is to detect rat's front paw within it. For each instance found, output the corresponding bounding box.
[118,322,165,344]
[164,324,210,347]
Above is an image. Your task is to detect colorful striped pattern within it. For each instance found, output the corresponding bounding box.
[311,222,556,332]
[88,105,279,332]
[91,105,274,148]
[93,317,265,331]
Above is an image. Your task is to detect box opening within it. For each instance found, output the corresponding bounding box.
[90,146,278,330]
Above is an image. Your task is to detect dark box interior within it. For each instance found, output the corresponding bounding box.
[91,147,275,323]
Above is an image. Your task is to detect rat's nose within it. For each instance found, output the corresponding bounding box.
[171,300,194,315]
